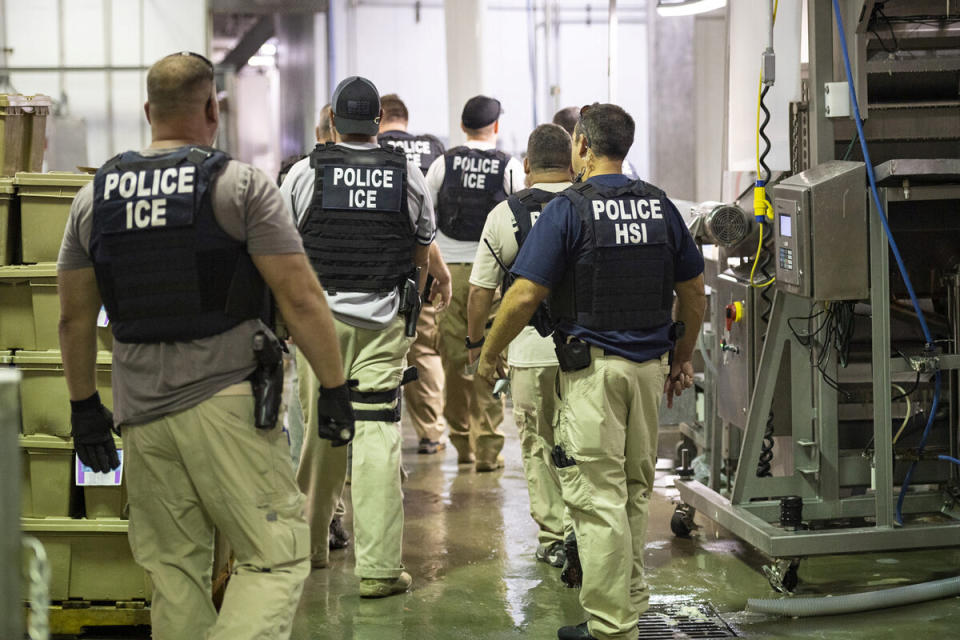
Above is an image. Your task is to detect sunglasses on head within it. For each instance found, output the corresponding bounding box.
[166,51,215,73]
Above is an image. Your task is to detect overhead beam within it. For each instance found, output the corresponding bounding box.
[211,0,327,13]
[219,15,275,72]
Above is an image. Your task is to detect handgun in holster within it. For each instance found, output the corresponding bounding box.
[251,330,287,430]
[398,267,423,338]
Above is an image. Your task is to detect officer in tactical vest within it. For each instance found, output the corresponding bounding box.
[377,93,453,455]
[277,101,353,554]
[476,104,706,640]
[425,95,524,471]
[58,52,350,640]
[466,123,573,568]
[280,76,439,598]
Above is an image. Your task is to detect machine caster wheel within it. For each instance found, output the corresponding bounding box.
[763,558,801,593]
[670,504,697,538]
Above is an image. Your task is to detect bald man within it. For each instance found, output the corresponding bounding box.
[57,51,350,640]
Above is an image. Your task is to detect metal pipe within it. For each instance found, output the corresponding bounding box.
[947,268,960,480]
[608,0,618,102]
[0,369,23,640]
[104,0,115,156]
[326,0,337,100]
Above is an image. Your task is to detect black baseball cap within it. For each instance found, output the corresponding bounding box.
[461,95,502,129]
[331,76,381,136]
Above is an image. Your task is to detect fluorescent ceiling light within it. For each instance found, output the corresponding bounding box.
[656,0,726,17]
[247,55,275,67]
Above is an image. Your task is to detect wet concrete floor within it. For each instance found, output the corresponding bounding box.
[292,410,960,640]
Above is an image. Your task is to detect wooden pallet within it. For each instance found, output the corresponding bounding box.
[26,602,151,636]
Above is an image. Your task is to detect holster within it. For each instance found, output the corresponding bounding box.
[398,268,423,338]
[250,330,286,430]
[554,335,592,372]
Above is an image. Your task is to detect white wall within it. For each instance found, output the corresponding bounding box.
[325,0,649,173]
[3,0,206,168]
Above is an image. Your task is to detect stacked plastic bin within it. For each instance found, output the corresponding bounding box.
[0,97,151,606]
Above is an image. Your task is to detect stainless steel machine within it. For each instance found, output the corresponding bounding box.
[674,0,960,592]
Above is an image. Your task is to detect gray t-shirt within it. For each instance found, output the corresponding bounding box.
[280,142,436,330]
[58,147,305,427]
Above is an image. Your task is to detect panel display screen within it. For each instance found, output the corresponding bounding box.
[780,214,792,238]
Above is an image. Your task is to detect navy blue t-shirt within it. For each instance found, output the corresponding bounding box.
[511,173,704,363]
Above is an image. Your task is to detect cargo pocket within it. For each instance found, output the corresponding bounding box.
[557,363,609,457]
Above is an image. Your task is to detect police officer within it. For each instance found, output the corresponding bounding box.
[553,106,638,180]
[279,103,352,554]
[466,123,573,566]
[425,95,524,470]
[58,52,351,640]
[281,76,438,597]
[476,103,706,640]
[377,93,452,454]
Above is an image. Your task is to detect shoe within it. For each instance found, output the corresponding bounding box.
[560,532,582,588]
[458,451,476,464]
[557,621,595,639]
[536,540,566,568]
[418,438,446,454]
[476,455,504,472]
[328,516,350,550]
[359,571,412,598]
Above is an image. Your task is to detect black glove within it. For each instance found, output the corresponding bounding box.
[70,391,120,473]
[317,383,355,447]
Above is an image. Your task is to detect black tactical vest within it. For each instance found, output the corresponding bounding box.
[549,180,676,332]
[90,146,268,344]
[300,143,415,293]
[436,146,510,241]
[378,130,444,176]
[506,187,563,337]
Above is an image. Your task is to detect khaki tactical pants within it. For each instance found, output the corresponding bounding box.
[510,365,568,545]
[124,388,310,640]
[403,303,446,443]
[555,348,668,640]
[437,263,505,464]
[296,316,413,578]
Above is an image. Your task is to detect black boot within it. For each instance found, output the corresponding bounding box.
[560,532,582,588]
[329,516,350,550]
[557,621,595,639]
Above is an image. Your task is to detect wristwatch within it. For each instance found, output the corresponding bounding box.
[465,335,485,349]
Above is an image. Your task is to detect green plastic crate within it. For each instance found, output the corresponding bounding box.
[0,95,25,177]
[19,95,51,173]
[0,264,49,349]
[20,517,151,602]
[14,349,112,436]
[15,172,92,264]
[0,263,112,351]
[19,434,73,518]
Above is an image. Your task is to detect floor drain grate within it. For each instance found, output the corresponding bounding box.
[638,602,738,639]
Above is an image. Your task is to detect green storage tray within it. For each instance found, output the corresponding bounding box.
[15,172,92,264]
[0,263,49,349]
[20,434,74,518]
[19,95,51,174]
[0,263,112,351]
[21,517,151,602]
[0,177,14,265]
[14,349,112,436]
[0,95,25,177]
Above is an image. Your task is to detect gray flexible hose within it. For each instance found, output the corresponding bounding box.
[747,576,960,617]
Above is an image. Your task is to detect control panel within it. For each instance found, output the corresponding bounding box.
[771,161,869,301]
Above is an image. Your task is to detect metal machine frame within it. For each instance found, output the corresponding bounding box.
[674,0,960,591]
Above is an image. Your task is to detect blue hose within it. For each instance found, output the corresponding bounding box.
[832,1,942,525]
[940,455,960,467]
